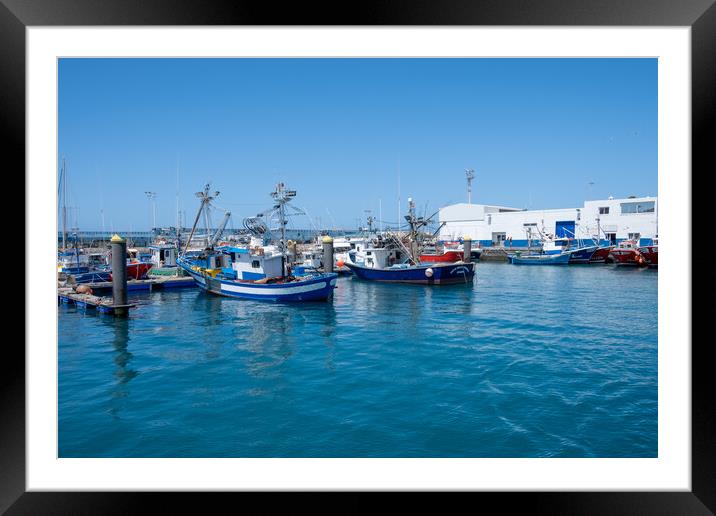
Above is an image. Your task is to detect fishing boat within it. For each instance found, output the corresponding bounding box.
[177,183,337,302]
[608,239,647,266]
[537,232,597,264]
[333,235,369,266]
[567,245,598,264]
[589,245,615,263]
[344,198,476,285]
[58,248,92,274]
[508,252,571,265]
[638,236,658,267]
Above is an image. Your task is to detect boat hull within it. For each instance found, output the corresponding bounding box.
[509,253,571,265]
[345,261,475,284]
[638,246,658,267]
[609,249,647,266]
[71,270,112,284]
[568,246,598,264]
[109,262,153,280]
[178,258,337,301]
[589,246,614,263]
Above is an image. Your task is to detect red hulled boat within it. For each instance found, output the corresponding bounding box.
[418,250,464,263]
[589,245,615,263]
[110,260,153,280]
[608,240,647,266]
[637,244,658,267]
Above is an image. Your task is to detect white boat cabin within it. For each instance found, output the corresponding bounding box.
[149,244,177,267]
[347,245,408,269]
[542,237,571,255]
[207,246,284,281]
[300,249,322,269]
[333,236,369,263]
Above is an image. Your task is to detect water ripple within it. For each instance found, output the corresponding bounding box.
[59,263,657,457]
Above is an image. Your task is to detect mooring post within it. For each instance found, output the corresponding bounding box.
[463,235,472,263]
[111,234,129,315]
[322,235,334,273]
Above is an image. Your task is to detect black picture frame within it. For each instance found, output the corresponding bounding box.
[4,1,709,513]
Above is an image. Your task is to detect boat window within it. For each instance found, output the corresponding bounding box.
[366,251,372,256]
[252,260,260,268]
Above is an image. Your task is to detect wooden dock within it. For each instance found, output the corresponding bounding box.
[81,275,196,292]
[58,288,136,314]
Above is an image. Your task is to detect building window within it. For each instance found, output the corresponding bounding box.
[487,214,492,225]
[620,201,655,214]
[599,207,610,215]
[628,232,641,241]
[251,260,260,268]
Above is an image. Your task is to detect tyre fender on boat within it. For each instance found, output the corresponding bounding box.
[425,267,434,278]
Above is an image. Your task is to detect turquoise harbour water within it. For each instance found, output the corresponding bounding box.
[58,263,657,458]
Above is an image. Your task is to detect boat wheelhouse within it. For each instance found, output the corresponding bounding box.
[149,243,178,267]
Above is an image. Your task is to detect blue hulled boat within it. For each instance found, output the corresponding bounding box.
[177,183,338,302]
[568,245,598,264]
[345,260,474,284]
[344,197,476,285]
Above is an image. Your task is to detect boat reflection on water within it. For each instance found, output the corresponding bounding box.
[213,297,338,380]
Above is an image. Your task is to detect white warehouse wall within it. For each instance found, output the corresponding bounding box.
[439,196,657,247]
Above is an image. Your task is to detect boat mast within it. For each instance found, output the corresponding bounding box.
[270,182,296,277]
[407,198,419,263]
[60,158,67,250]
[183,183,219,255]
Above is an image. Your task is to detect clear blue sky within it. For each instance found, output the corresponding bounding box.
[58,58,657,231]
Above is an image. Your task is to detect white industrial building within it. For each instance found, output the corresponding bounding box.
[438,196,658,247]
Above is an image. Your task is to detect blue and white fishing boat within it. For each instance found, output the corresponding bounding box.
[568,245,598,264]
[538,234,597,264]
[177,183,337,302]
[344,198,476,285]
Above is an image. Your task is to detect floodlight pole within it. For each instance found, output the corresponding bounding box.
[465,169,475,204]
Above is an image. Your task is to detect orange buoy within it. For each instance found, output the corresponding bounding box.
[336,260,345,267]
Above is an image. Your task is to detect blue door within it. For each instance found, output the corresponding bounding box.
[555,220,575,238]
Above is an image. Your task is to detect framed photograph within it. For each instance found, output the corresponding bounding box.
[6,0,710,512]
